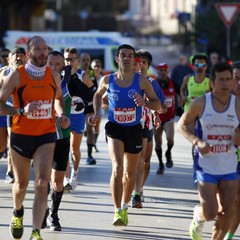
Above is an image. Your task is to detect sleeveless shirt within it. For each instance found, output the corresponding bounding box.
[107,73,143,126]
[195,92,239,175]
[159,79,176,122]
[56,76,71,139]
[184,75,210,111]
[11,65,57,136]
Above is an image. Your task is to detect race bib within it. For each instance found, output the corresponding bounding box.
[114,107,136,123]
[27,100,53,119]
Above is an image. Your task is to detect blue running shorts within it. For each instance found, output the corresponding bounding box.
[70,113,85,134]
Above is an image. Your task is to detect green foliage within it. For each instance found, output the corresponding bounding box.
[194,1,240,60]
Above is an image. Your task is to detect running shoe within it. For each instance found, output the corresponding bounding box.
[132,194,142,208]
[86,156,96,165]
[41,207,49,229]
[69,172,78,190]
[112,210,124,226]
[63,177,72,193]
[48,212,62,231]
[122,208,128,226]
[5,171,14,183]
[165,151,173,168]
[156,163,165,174]
[9,214,24,239]
[29,229,43,240]
[189,219,204,240]
[189,205,204,240]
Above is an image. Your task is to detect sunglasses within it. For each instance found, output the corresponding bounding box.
[65,58,77,62]
[194,63,206,68]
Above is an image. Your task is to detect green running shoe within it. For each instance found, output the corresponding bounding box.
[29,229,43,240]
[189,219,204,240]
[9,214,24,239]
[122,208,128,226]
[112,210,124,226]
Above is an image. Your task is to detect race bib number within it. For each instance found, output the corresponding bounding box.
[27,100,53,119]
[210,144,230,154]
[114,107,136,123]
[207,134,231,154]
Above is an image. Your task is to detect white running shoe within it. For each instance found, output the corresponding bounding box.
[5,172,14,184]
[69,173,78,190]
[63,177,72,192]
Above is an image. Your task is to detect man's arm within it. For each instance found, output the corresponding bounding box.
[140,75,162,112]
[177,96,204,145]
[180,75,189,106]
[0,68,8,88]
[52,70,66,115]
[67,73,94,101]
[52,70,70,128]
[93,75,108,115]
[88,75,108,125]
[0,70,21,116]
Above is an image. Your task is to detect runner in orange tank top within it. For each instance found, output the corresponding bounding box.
[0,36,70,240]
[11,65,57,135]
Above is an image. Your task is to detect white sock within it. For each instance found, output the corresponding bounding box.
[115,208,121,212]
[122,203,128,210]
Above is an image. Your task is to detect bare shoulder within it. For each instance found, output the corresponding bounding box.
[6,69,20,86]
[100,73,111,86]
[0,69,20,101]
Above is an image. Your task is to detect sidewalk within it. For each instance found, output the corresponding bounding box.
[0,118,239,240]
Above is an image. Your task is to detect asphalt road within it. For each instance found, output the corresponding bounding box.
[0,117,239,240]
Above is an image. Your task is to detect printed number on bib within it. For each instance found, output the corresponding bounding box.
[27,100,52,119]
[114,107,136,123]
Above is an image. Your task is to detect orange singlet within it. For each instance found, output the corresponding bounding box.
[11,65,57,136]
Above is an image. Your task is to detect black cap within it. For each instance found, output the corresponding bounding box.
[11,47,26,55]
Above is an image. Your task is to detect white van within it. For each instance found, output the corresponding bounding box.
[3,30,136,74]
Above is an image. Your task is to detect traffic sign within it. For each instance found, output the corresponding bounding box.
[215,3,240,27]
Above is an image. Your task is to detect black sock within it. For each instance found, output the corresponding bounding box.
[87,143,94,157]
[13,205,24,217]
[51,190,63,214]
[166,144,173,155]
[155,148,163,166]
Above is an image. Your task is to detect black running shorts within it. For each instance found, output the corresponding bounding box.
[52,137,70,171]
[105,121,143,154]
[84,104,94,115]
[11,132,56,158]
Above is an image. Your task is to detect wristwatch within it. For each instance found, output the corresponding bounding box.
[19,107,25,116]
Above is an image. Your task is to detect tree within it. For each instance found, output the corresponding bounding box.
[194,0,240,60]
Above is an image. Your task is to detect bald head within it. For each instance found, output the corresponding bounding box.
[27,36,47,51]
[80,52,91,71]
[26,36,49,67]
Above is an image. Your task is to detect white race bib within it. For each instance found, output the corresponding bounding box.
[27,100,53,119]
[114,107,136,123]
